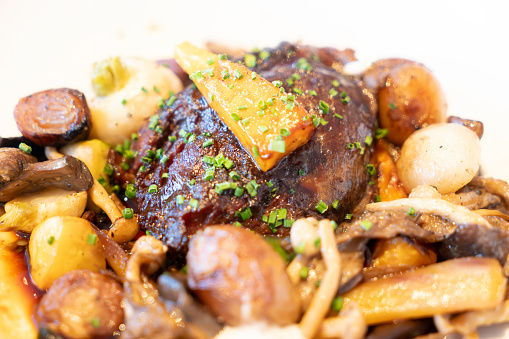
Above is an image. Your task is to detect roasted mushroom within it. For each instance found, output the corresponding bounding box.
[0,148,93,202]
[14,88,92,146]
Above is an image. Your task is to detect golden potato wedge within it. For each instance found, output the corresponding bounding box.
[175,42,315,171]
[343,257,506,325]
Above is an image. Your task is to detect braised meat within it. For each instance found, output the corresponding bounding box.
[124,43,376,255]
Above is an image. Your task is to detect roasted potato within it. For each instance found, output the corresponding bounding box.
[187,225,301,326]
[29,216,106,289]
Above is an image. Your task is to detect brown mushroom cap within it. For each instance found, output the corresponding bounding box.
[0,148,93,202]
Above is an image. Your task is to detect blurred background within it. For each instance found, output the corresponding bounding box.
[1,0,508,181]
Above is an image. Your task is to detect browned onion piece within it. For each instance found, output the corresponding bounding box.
[14,88,91,146]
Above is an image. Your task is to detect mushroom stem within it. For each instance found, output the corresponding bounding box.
[87,179,139,244]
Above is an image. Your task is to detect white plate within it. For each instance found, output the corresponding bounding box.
[1,0,508,337]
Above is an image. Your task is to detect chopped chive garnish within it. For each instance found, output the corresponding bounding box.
[375,128,389,139]
[272,80,283,88]
[148,114,159,130]
[345,214,353,220]
[244,54,257,68]
[407,206,416,217]
[148,184,158,194]
[300,266,309,279]
[361,220,373,231]
[319,100,329,114]
[203,139,214,147]
[121,98,127,105]
[334,113,343,119]
[389,102,397,110]
[251,72,257,80]
[268,139,285,153]
[332,199,339,209]
[125,184,137,199]
[375,195,381,202]
[316,200,328,214]
[308,90,317,96]
[229,171,240,180]
[293,88,303,95]
[365,135,373,146]
[341,91,350,104]
[208,92,214,101]
[166,95,177,106]
[97,177,107,187]
[160,155,169,164]
[18,142,32,154]
[221,70,230,79]
[123,208,134,219]
[204,168,215,181]
[237,105,247,110]
[241,118,250,125]
[238,207,252,220]
[279,128,290,137]
[141,86,148,93]
[234,187,245,197]
[329,88,338,97]
[227,84,234,89]
[153,86,160,93]
[47,236,55,245]
[219,53,227,60]
[162,172,169,178]
[231,113,241,122]
[91,317,101,328]
[131,132,138,140]
[252,146,260,158]
[176,195,184,205]
[259,50,270,60]
[233,70,243,79]
[103,163,113,176]
[366,164,376,177]
[332,297,344,312]
[330,220,338,230]
[258,125,268,133]
[314,237,321,248]
[87,233,98,245]
[190,71,205,82]
[332,80,339,87]
[189,199,199,209]
[224,158,234,170]
[168,135,177,142]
